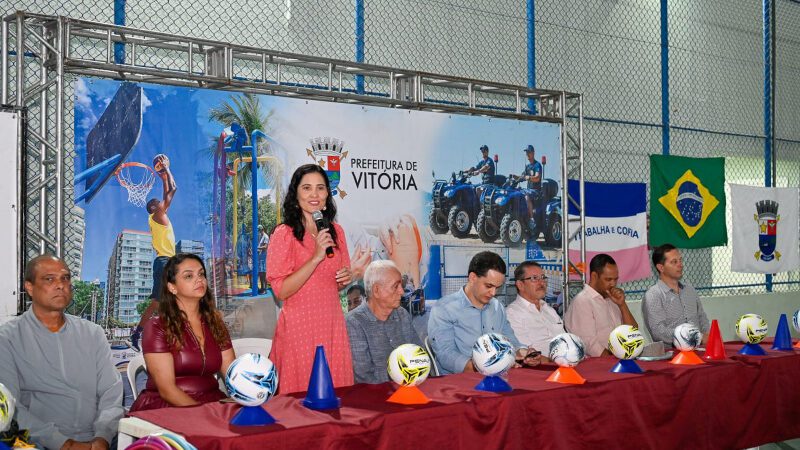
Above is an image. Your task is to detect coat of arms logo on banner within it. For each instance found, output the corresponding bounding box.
[658,169,720,239]
[307,137,348,198]
[730,184,799,273]
[754,200,780,262]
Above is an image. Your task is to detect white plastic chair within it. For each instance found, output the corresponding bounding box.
[127,354,147,400]
[424,336,440,377]
[232,338,272,359]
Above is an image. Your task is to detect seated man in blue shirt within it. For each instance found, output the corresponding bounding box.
[427,251,543,374]
[346,260,423,384]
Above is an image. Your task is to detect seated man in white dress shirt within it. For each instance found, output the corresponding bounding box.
[506,261,565,355]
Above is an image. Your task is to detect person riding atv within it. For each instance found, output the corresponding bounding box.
[429,168,506,238]
[464,145,495,184]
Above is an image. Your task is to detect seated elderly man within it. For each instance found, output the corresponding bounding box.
[346,260,423,384]
[506,261,565,353]
[0,255,123,450]
[427,251,542,375]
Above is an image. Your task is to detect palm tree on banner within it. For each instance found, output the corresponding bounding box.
[208,93,284,225]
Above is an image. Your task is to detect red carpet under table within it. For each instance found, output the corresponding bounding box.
[130,342,800,449]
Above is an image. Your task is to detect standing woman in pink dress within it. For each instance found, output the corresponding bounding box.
[267,164,354,393]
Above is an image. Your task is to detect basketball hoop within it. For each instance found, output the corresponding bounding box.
[115,162,157,207]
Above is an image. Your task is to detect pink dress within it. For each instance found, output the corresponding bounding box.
[266,222,354,394]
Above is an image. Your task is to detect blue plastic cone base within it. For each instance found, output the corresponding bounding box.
[772,314,794,351]
[610,359,644,374]
[230,405,277,426]
[303,345,341,410]
[302,395,341,410]
[739,343,767,355]
[475,375,513,392]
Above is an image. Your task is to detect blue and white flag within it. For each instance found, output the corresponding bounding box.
[568,180,651,283]
[731,184,800,273]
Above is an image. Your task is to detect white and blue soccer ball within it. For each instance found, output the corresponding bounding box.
[792,309,800,333]
[673,323,702,351]
[608,325,644,359]
[735,314,768,344]
[0,382,15,433]
[225,353,278,407]
[548,333,586,368]
[472,333,515,376]
[387,344,431,387]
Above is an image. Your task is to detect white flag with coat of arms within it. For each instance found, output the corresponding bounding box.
[730,184,800,273]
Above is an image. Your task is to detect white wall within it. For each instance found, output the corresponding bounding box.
[0,111,20,323]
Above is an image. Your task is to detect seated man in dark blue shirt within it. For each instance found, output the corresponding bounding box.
[465,145,496,185]
[346,260,423,384]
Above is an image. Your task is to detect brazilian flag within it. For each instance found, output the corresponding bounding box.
[649,155,727,248]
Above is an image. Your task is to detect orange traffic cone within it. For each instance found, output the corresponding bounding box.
[703,319,728,361]
[387,385,430,405]
[670,350,705,365]
[546,366,586,384]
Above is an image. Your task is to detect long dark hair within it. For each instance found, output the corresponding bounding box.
[281,164,339,244]
[158,253,230,350]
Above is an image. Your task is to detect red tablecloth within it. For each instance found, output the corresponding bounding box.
[130,342,800,449]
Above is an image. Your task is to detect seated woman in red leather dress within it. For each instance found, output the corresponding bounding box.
[130,253,235,411]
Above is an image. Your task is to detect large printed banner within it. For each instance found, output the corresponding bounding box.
[74,79,562,325]
[730,184,800,273]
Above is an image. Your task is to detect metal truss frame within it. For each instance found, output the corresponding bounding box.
[1,11,586,311]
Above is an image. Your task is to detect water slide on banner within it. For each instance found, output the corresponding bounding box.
[567,180,651,283]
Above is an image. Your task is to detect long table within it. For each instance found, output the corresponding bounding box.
[125,342,800,449]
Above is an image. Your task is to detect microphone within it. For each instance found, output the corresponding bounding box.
[311,210,335,258]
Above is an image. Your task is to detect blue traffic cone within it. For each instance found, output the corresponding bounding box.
[230,405,277,426]
[611,359,644,373]
[475,375,513,392]
[302,345,340,410]
[772,313,793,351]
[739,343,767,355]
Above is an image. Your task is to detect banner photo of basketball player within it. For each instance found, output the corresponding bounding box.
[73,78,562,332]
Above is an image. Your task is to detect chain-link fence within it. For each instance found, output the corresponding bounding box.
[3,0,799,300]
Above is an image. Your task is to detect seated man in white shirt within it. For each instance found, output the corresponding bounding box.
[506,261,565,355]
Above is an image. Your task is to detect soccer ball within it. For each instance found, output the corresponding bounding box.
[673,323,702,351]
[548,333,586,368]
[608,325,644,359]
[153,153,170,173]
[735,314,768,344]
[225,353,278,407]
[0,382,15,433]
[792,309,800,333]
[472,333,515,376]
[387,344,431,387]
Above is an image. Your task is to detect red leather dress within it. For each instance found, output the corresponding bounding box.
[129,315,232,412]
